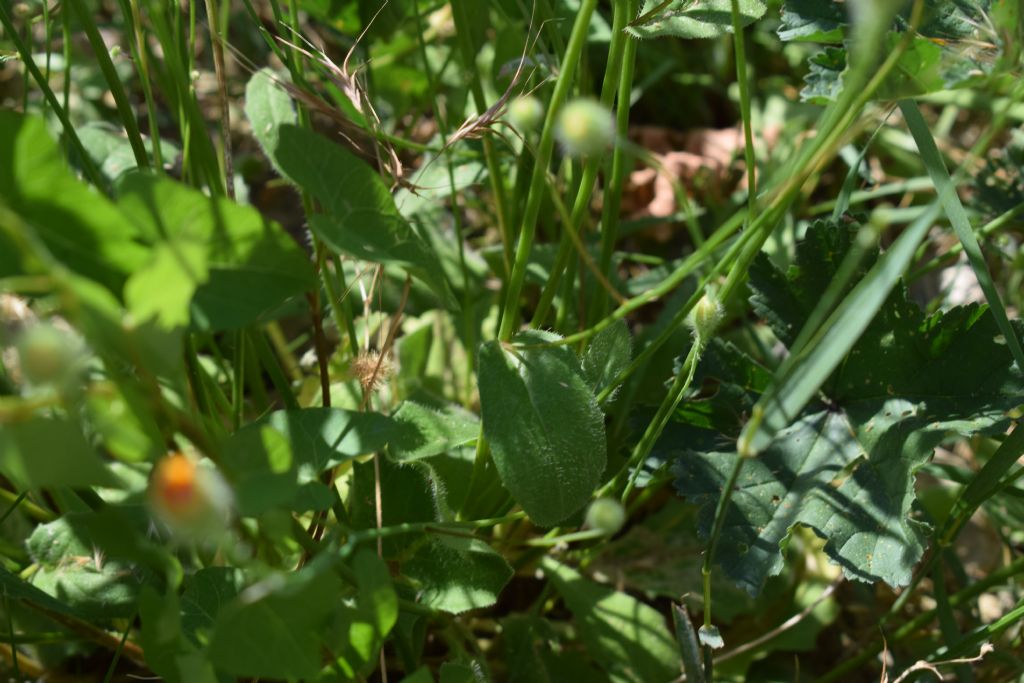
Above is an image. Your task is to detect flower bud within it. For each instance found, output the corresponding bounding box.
[585,498,626,536]
[149,453,232,541]
[689,293,724,341]
[556,98,614,158]
[16,323,83,386]
[507,96,544,133]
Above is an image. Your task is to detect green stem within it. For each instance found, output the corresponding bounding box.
[730,0,757,220]
[592,1,639,323]
[67,0,149,170]
[496,0,599,342]
[531,0,634,329]
[450,0,514,274]
[0,2,103,188]
[203,0,234,197]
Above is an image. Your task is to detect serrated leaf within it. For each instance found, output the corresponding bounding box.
[222,408,397,516]
[672,223,1024,595]
[628,0,766,40]
[582,319,632,398]
[800,47,848,104]
[244,70,456,308]
[117,172,316,331]
[778,0,846,42]
[403,535,513,614]
[478,330,606,527]
[540,557,680,683]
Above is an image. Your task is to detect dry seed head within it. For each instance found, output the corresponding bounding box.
[352,349,394,393]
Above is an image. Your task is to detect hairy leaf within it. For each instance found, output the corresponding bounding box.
[628,0,766,40]
[403,535,513,613]
[244,69,456,308]
[478,330,606,527]
[581,319,632,398]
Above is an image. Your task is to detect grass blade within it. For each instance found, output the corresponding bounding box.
[898,100,1024,373]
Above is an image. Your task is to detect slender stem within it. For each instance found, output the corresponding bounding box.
[591,6,639,323]
[730,0,757,220]
[531,0,634,328]
[450,0,513,273]
[0,1,103,187]
[67,0,149,170]
[203,0,234,197]
[497,0,599,341]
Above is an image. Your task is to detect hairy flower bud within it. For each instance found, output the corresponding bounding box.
[556,98,614,158]
[150,453,232,540]
[507,95,544,133]
[585,498,626,535]
[689,293,724,342]
[16,322,83,386]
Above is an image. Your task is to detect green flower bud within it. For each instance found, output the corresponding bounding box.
[556,98,614,158]
[507,95,544,133]
[585,498,626,535]
[16,323,83,386]
[689,293,723,341]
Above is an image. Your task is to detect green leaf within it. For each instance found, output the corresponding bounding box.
[581,319,632,399]
[140,587,218,683]
[439,662,479,683]
[403,535,513,614]
[389,401,480,462]
[502,615,612,683]
[77,123,179,184]
[348,456,436,558]
[222,408,396,516]
[800,47,848,104]
[0,111,148,292]
[117,172,316,331]
[672,223,1024,596]
[478,330,606,527]
[125,240,208,329]
[335,551,399,672]
[628,0,766,40]
[206,561,346,680]
[180,567,242,645]
[540,557,680,683]
[0,417,118,489]
[244,70,456,308]
[26,514,151,618]
[778,0,846,42]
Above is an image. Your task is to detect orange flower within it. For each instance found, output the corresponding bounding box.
[149,453,232,539]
